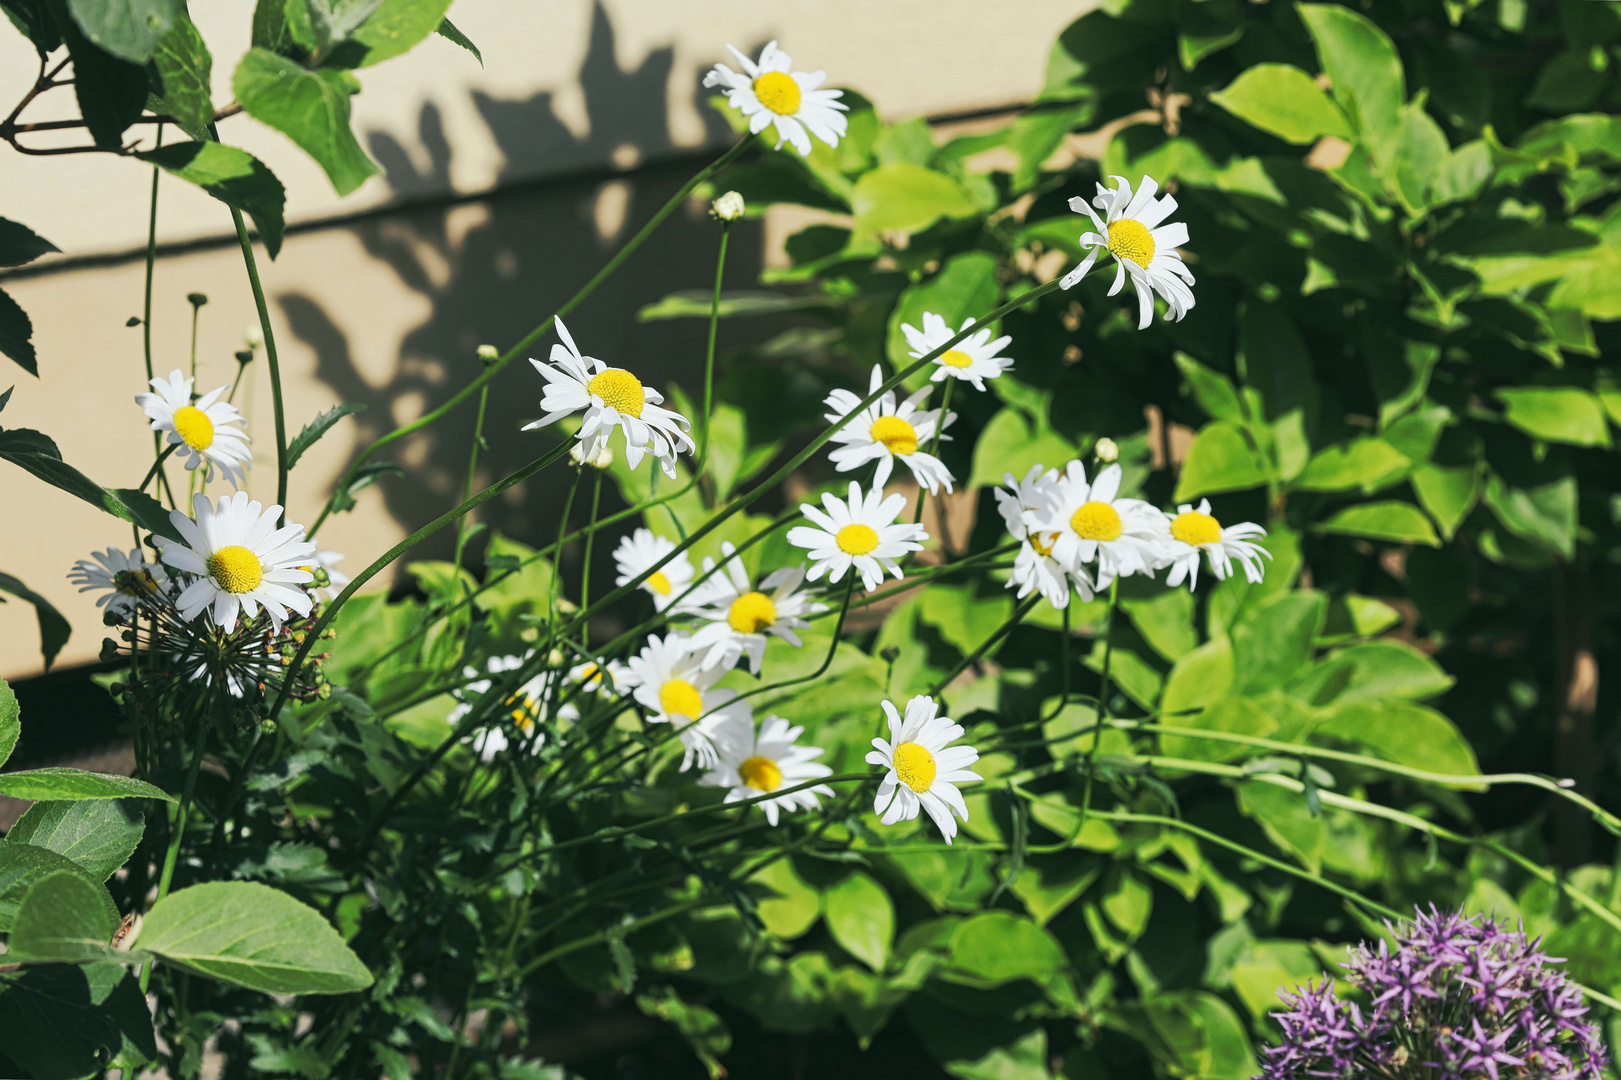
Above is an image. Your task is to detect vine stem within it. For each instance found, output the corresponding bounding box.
[228,207,288,520]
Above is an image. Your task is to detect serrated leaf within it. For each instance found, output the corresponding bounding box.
[138,142,288,259]
[345,0,453,67]
[233,47,381,195]
[0,285,38,375]
[435,15,480,64]
[286,402,365,469]
[0,569,71,669]
[0,216,59,267]
[0,768,174,802]
[148,12,213,141]
[66,0,180,63]
[0,675,16,768]
[9,799,145,879]
[141,881,374,994]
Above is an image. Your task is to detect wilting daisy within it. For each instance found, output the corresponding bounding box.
[136,370,253,487]
[700,715,834,826]
[788,481,929,593]
[1161,500,1270,590]
[866,696,980,844]
[901,311,1014,392]
[703,41,848,156]
[1027,462,1167,589]
[993,466,1088,609]
[155,492,316,632]
[823,365,955,493]
[613,528,696,611]
[684,543,826,674]
[68,546,168,619]
[1059,175,1195,330]
[619,633,753,771]
[522,318,694,479]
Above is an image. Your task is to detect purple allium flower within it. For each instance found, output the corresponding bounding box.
[1258,907,1610,1079]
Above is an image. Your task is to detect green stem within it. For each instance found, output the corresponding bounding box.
[141,721,207,993]
[142,128,168,510]
[579,470,602,614]
[926,595,1037,699]
[228,207,288,519]
[1075,580,1120,837]
[452,367,493,578]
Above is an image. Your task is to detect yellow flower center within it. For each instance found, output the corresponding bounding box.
[835,523,879,556]
[172,405,215,450]
[869,415,919,456]
[586,368,645,418]
[893,741,937,793]
[114,568,161,597]
[1171,510,1222,547]
[752,71,801,115]
[1030,532,1056,557]
[739,755,783,792]
[658,678,703,720]
[577,663,601,689]
[645,570,672,595]
[939,349,973,369]
[207,545,263,594]
[1107,218,1155,270]
[727,591,777,634]
[1070,500,1122,542]
[508,695,538,733]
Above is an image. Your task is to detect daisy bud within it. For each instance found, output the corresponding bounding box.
[476,343,499,362]
[711,191,746,221]
[1094,437,1119,463]
[547,648,566,667]
[244,324,264,350]
[557,598,578,614]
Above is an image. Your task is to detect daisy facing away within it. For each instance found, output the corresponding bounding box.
[155,492,316,632]
[1161,499,1270,591]
[136,369,252,487]
[618,633,753,771]
[684,542,826,674]
[522,318,694,479]
[613,528,696,611]
[787,481,929,593]
[1028,461,1168,590]
[703,41,848,156]
[68,546,168,619]
[700,715,834,826]
[867,696,981,844]
[993,465,1088,610]
[823,365,956,494]
[1059,175,1195,330]
[901,311,1014,392]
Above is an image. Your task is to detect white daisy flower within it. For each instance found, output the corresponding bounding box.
[566,657,629,696]
[993,465,1091,610]
[303,550,350,603]
[67,546,168,619]
[1028,461,1168,590]
[521,318,694,479]
[135,369,252,488]
[700,715,834,826]
[823,365,956,494]
[1059,175,1195,330]
[618,633,752,771]
[703,41,848,156]
[866,695,981,844]
[787,481,929,593]
[154,492,316,632]
[1161,500,1270,591]
[613,528,697,611]
[448,655,552,760]
[901,311,1014,392]
[684,542,827,674]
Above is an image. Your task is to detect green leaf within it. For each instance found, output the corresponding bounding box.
[1161,635,1235,717]
[66,0,180,63]
[0,216,59,267]
[329,460,402,513]
[967,407,1075,491]
[1497,387,1611,447]
[346,0,453,67]
[9,868,119,960]
[1210,63,1352,144]
[1289,640,1454,706]
[1231,592,1326,695]
[885,251,1002,375]
[1431,140,1493,205]
[1125,585,1196,662]
[1174,353,1245,423]
[749,859,819,940]
[1315,501,1440,546]
[636,290,837,322]
[1388,101,1450,213]
[0,569,71,669]
[1228,941,1321,1018]
[0,286,38,375]
[1483,471,1576,559]
[435,16,480,65]
[0,844,119,934]
[1298,3,1404,151]
[823,872,893,971]
[106,486,184,541]
[1161,696,1278,763]
[1317,700,1481,783]
[0,768,174,802]
[0,427,182,539]
[1101,869,1152,939]
[1294,438,1409,493]
[1411,463,1480,539]
[941,911,1066,989]
[0,675,17,767]
[920,584,1014,659]
[850,163,979,240]
[1175,421,1272,501]
[9,799,145,880]
[148,11,212,140]
[234,48,381,196]
[0,964,156,1079]
[62,16,148,147]
[286,402,365,469]
[138,142,288,259]
[140,880,374,993]
[1146,991,1258,1080]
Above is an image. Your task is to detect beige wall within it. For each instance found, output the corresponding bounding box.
[0,1,1087,678]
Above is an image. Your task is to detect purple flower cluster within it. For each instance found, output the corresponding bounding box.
[1259,908,1609,1079]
